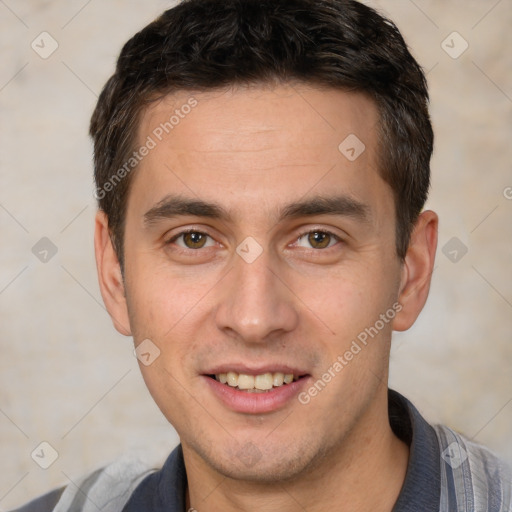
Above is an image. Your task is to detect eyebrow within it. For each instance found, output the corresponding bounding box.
[143,194,371,226]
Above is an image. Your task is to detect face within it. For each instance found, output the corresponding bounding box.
[97,84,424,483]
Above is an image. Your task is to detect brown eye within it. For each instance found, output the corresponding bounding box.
[293,229,341,251]
[182,232,208,249]
[168,231,214,250]
[307,231,333,249]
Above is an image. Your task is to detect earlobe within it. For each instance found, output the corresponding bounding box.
[393,210,438,332]
[94,211,132,336]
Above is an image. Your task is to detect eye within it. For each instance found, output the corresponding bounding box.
[167,230,215,250]
[294,230,340,250]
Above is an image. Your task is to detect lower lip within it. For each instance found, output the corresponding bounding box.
[203,376,311,414]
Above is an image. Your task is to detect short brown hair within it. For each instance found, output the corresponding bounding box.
[90,0,433,269]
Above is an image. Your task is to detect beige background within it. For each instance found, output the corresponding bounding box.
[1,0,511,508]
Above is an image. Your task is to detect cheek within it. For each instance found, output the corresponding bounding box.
[125,257,201,339]
[314,279,399,384]
[302,263,396,337]
[138,360,194,431]
[124,264,213,384]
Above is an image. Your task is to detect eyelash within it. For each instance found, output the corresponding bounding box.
[165,228,343,252]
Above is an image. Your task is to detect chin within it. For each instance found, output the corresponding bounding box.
[188,435,328,484]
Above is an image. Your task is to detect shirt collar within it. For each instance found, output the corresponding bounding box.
[389,389,441,511]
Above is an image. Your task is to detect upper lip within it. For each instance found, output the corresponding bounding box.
[203,364,310,376]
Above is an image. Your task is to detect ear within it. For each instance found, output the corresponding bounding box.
[393,210,438,331]
[94,210,132,336]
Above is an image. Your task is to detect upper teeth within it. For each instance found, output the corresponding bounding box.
[216,372,296,390]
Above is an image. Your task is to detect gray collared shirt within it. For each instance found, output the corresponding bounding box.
[12,390,512,511]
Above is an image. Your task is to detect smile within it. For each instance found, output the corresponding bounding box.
[211,372,302,392]
[204,370,311,414]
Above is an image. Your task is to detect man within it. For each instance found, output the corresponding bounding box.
[14,0,511,510]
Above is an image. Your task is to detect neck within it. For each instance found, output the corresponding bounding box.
[183,390,409,512]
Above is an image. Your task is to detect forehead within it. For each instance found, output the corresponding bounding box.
[129,84,389,224]
[139,84,378,153]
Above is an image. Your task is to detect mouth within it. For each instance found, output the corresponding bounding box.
[206,371,307,393]
[202,368,311,414]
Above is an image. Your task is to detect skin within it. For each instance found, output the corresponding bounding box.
[95,83,438,511]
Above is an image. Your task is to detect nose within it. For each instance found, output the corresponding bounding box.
[214,245,299,345]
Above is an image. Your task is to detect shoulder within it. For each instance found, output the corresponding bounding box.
[9,488,65,512]
[433,424,512,511]
[10,454,157,512]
